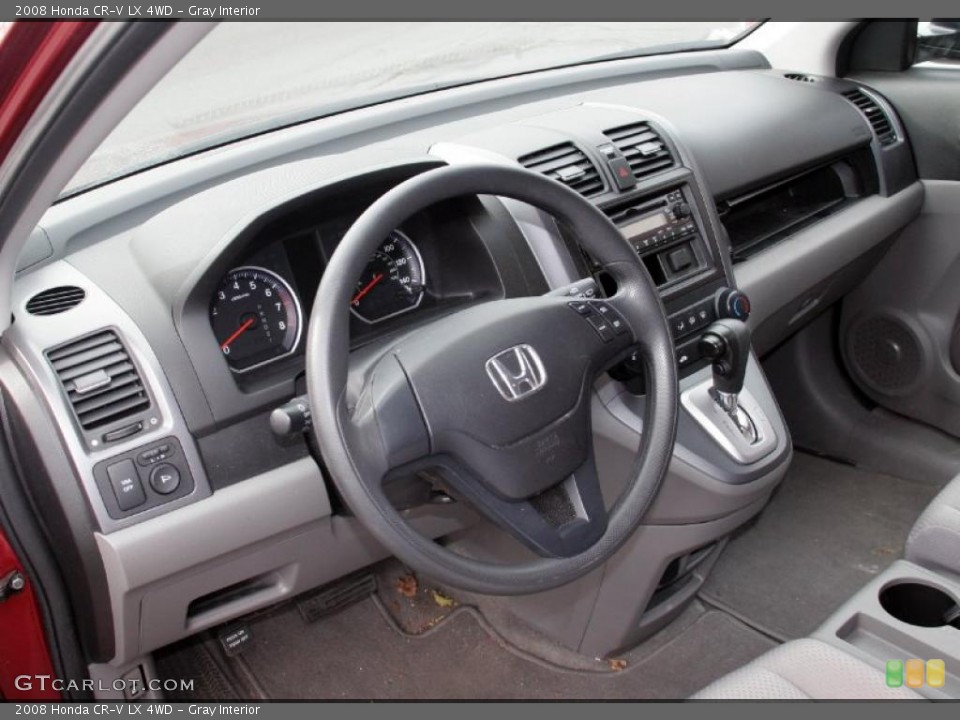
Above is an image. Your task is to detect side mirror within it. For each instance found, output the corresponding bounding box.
[916,19,960,64]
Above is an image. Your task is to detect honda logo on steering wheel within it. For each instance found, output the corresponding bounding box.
[485,345,547,401]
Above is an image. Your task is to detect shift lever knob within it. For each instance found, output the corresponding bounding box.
[698,319,751,397]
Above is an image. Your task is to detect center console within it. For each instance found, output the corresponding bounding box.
[600,181,777,470]
[815,561,960,698]
[601,183,748,380]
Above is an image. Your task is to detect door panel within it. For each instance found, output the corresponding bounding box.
[840,180,960,438]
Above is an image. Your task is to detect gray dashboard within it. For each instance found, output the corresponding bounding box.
[3,47,926,668]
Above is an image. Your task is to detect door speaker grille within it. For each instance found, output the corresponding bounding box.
[848,315,922,392]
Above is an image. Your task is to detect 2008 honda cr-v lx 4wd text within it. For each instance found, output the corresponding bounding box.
[1,18,959,702]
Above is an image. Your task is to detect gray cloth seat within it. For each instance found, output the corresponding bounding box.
[906,474,960,578]
[691,638,922,700]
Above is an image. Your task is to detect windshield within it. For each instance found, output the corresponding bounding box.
[66,21,760,196]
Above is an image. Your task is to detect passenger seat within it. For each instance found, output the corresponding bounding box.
[691,638,922,699]
[906,474,960,579]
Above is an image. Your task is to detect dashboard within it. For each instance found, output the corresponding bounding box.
[3,49,925,668]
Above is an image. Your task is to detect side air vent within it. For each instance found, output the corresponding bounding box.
[842,89,897,146]
[784,72,817,83]
[603,123,675,181]
[26,286,85,315]
[47,329,150,431]
[519,143,605,198]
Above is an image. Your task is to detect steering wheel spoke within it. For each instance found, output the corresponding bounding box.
[340,350,432,487]
[434,448,607,558]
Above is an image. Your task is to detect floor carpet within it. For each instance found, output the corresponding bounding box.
[224,597,775,700]
[700,452,941,639]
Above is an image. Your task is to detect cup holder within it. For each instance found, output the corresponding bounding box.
[879,581,960,628]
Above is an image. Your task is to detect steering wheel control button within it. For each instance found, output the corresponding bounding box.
[592,302,628,335]
[585,313,616,342]
[570,301,628,341]
[107,459,146,511]
[550,278,599,300]
[149,464,181,495]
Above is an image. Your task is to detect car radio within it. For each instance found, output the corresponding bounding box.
[606,187,707,287]
[611,189,695,252]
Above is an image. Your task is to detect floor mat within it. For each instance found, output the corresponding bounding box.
[227,597,774,700]
[700,451,941,640]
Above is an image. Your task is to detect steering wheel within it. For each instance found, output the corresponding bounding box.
[307,164,678,595]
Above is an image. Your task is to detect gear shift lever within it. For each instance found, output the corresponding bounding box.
[699,319,757,442]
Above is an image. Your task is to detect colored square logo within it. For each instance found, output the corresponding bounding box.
[886,659,903,687]
[927,659,946,689]
[887,658,947,689]
[905,659,925,688]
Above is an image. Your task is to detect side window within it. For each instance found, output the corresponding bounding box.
[916,20,960,66]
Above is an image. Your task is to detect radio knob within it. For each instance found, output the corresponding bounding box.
[716,288,751,321]
[670,202,692,220]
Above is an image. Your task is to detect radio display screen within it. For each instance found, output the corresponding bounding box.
[622,211,669,238]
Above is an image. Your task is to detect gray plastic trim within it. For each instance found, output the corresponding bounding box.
[735,182,924,335]
[839,180,960,439]
[681,378,778,465]
[5,261,211,533]
[814,560,960,700]
[95,455,475,664]
[598,356,792,504]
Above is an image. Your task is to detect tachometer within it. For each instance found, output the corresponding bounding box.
[350,230,425,324]
[211,266,302,373]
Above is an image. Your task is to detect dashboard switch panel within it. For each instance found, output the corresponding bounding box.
[107,460,146,511]
[94,437,194,520]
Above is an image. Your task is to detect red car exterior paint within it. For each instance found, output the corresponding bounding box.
[0,21,98,166]
[0,532,59,700]
[0,19,99,700]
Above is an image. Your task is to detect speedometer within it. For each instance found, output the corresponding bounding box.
[350,230,426,324]
[210,266,302,373]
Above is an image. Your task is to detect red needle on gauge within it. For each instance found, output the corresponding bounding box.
[220,317,255,350]
[351,273,384,305]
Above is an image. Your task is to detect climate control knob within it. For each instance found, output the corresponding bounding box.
[716,288,751,321]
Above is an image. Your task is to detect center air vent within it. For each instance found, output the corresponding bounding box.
[519,143,605,198]
[47,329,151,431]
[26,286,85,315]
[603,123,675,181]
[842,89,897,146]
